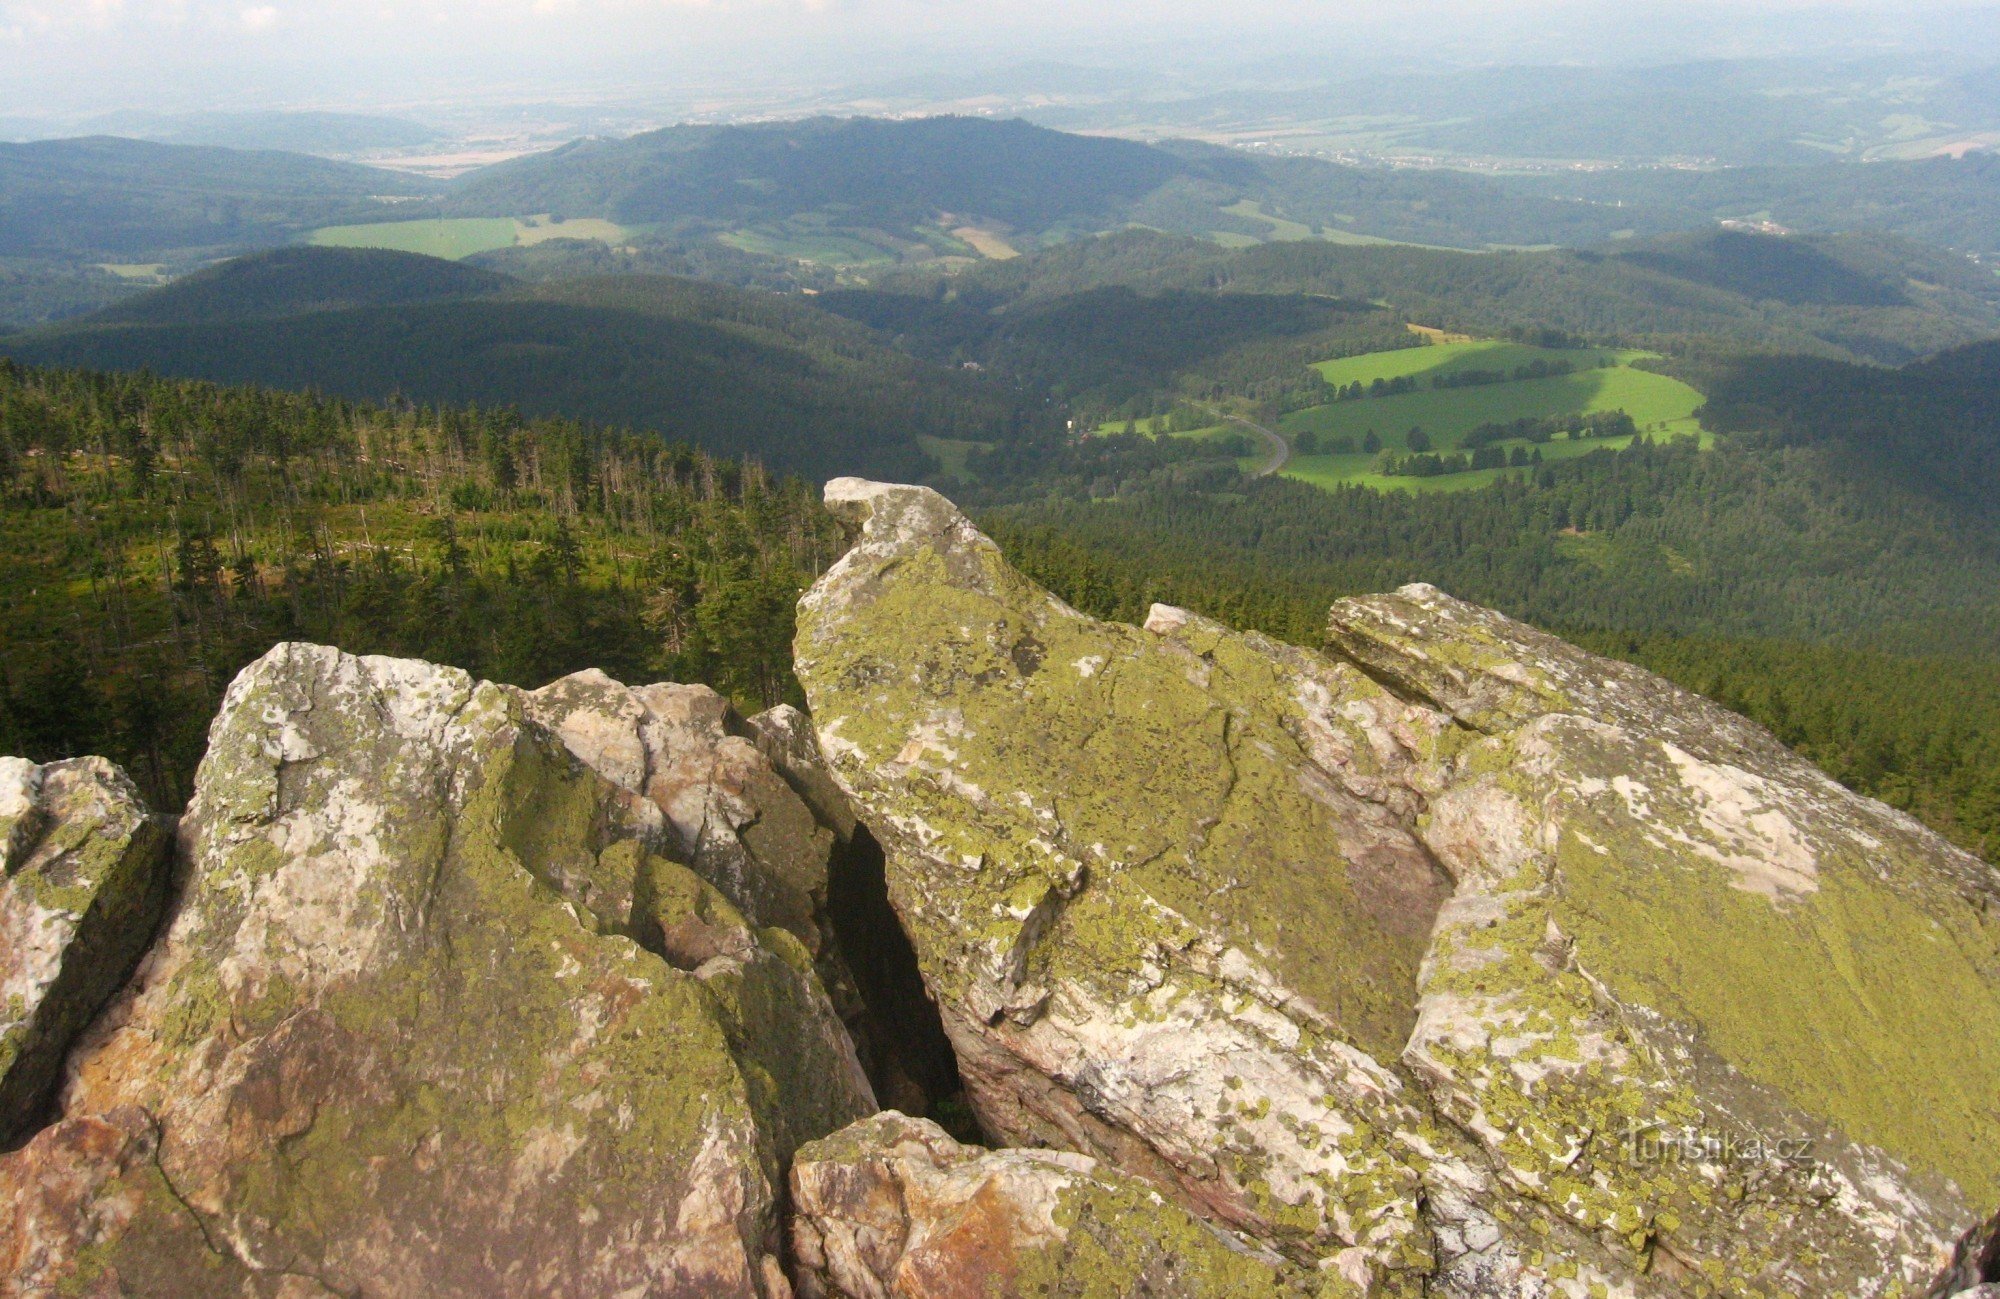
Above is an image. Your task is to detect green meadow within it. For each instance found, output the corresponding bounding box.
[1278,339,1709,492]
[718,226,897,267]
[1092,414,1236,442]
[308,215,632,261]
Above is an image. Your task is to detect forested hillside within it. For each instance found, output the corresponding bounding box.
[1699,337,2000,511]
[0,136,437,259]
[874,227,2000,365]
[87,246,511,325]
[451,116,1182,233]
[0,359,843,810]
[1,249,1024,481]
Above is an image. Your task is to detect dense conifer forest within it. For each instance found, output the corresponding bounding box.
[0,359,843,810]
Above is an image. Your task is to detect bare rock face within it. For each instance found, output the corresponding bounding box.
[795,480,2000,1297]
[790,1112,1299,1299]
[519,671,843,950]
[0,645,872,1297]
[0,757,170,1146]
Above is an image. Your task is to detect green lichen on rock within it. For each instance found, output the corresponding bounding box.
[0,644,870,1297]
[0,756,170,1147]
[796,482,2000,1296]
[1394,612,2000,1294]
[796,481,1461,1277]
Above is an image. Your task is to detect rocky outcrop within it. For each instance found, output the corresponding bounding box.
[0,646,872,1297]
[0,757,170,1147]
[795,479,2000,1297]
[790,1112,1296,1299]
[2,478,1996,1297]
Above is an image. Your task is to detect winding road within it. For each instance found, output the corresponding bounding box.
[1199,405,1292,477]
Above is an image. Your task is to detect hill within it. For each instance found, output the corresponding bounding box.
[85,246,513,325]
[83,109,440,156]
[0,249,1021,481]
[877,226,2000,366]
[1540,151,2000,257]
[451,115,1183,234]
[428,116,1682,281]
[0,136,438,260]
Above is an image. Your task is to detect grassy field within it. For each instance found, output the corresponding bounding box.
[718,225,897,266]
[515,216,631,247]
[95,263,171,282]
[950,225,1022,260]
[1278,339,1709,493]
[916,435,992,478]
[309,215,632,260]
[1093,415,1235,441]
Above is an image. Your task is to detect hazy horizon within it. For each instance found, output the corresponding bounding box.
[6,0,2000,126]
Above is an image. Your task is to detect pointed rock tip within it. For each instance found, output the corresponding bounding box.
[823,478,964,530]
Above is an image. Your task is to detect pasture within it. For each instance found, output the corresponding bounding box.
[308,215,631,261]
[1278,339,1709,492]
[718,225,896,267]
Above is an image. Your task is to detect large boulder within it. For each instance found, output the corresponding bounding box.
[795,480,2000,1296]
[0,645,873,1297]
[0,757,170,1147]
[790,1112,1298,1299]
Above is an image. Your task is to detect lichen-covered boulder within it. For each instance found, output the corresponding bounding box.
[519,671,841,950]
[790,1111,1303,1298]
[517,670,879,1098]
[795,480,2000,1297]
[0,756,169,1146]
[795,482,1547,1290]
[0,645,871,1297]
[1347,585,2000,1294]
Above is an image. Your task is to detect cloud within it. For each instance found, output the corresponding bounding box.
[240,4,276,28]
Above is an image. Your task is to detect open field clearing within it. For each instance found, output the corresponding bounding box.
[515,216,631,247]
[950,225,1021,259]
[95,263,171,281]
[309,215,631,260]
[1279,338,1709,492]
[718,225,897,266]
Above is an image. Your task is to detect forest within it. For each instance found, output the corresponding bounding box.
[1,251,1026,483]
[0,358,845,811]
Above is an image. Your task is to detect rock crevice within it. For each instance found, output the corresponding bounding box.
[795,480,2000,1298]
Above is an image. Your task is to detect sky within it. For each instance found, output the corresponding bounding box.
[5,0,2000,119]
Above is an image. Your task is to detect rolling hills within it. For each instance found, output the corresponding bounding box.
[0,247,1018,481]
[0,135,439,260]
[869,226,2000,367]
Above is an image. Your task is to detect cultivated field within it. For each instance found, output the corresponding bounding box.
[1278,339,1709,492]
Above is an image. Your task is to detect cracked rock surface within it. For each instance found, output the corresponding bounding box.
[795,479,2000,1297]
[0,757,170,1148]
[791,1111,1298,1299]
[0,645,871,1297]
